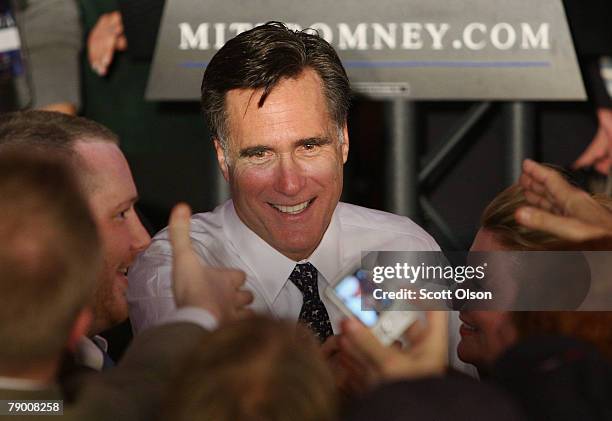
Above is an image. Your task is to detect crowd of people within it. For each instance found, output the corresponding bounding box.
[1,20,611,421]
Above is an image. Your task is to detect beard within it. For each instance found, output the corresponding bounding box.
[88,263,129,335]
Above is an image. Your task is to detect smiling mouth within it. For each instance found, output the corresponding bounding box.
[459,315,478,332]
[116,267,129,281]
[269,199,314,215]
[461,322,477,332]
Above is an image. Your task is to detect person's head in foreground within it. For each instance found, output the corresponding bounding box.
[460,182,612,373]
[201,22,351,261]
[0,111,151,335]
[0,149,100,381]
[166,316,337,421]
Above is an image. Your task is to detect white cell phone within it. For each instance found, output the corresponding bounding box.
[326,265,419,346]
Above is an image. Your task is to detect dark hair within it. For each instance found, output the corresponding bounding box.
[0,110,119,155]
[0,149,100,368]
[201,21,351,145]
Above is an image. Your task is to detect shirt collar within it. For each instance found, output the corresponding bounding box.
[0,376,50,391]
[74,335,105,371]
[223,200,341,304]
[91,335,108,352]
[307,208,342,285]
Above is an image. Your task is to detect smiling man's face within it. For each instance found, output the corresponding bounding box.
[215,69,349,261]
[75,141,151,334]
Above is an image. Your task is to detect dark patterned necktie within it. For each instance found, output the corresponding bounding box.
[289,262,333,342]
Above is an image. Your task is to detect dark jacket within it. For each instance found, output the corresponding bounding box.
[493,336,612,421]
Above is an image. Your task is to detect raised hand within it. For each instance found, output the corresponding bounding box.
[338,312,448,385]
[87,11,128,76]
[516,159,612,241]
[169,203,253,323]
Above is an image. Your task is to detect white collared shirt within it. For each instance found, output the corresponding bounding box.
[128,200,439,333]
[128,199,476,375]
[0,376,49,391]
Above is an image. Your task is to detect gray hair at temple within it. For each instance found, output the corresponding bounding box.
[200,21,351,155]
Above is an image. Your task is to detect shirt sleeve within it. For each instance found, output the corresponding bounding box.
[21,0,82,109]
[161,307,218,331]
[128,244,220,334]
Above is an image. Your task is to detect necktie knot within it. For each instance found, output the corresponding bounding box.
[289,262,319,298]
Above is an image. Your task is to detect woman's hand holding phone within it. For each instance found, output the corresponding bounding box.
[338,311,449,386]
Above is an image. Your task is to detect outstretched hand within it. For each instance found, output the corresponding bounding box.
[338,312,448,386]
[516,159,612,241]
[573,108,612,174]
[169,203,253,323]
[572,125,611,174]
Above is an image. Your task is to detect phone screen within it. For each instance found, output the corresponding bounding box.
[333,269,379,327]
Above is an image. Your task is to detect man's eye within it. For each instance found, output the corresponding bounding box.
[302,142,324,153]
[245,150,271,161]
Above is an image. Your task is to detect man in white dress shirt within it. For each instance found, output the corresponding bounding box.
[128,21,444,337]
[129,22,476,373]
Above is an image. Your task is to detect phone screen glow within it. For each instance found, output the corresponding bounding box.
[334,271,378,327]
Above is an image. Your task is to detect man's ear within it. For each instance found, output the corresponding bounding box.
[66,307,92,353]
[213,139,230,181]
[341,124,349,164]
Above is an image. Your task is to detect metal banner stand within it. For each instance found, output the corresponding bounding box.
[384,99,418,218]
[505,102,535,184]
[384,100,536,247]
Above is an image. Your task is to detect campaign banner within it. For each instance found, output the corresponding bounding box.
[147,0,585,100]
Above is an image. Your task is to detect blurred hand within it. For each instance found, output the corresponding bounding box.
[573,125,611,174]
[338,312,448,386]
[169,203,253,323]
[573,108,612,175]
[320,334,373,397]
[516,159,612,241]
[87,11,128,76]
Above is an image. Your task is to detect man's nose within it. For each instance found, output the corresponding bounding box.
[129,215,151,253]
[274,154,306,196]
